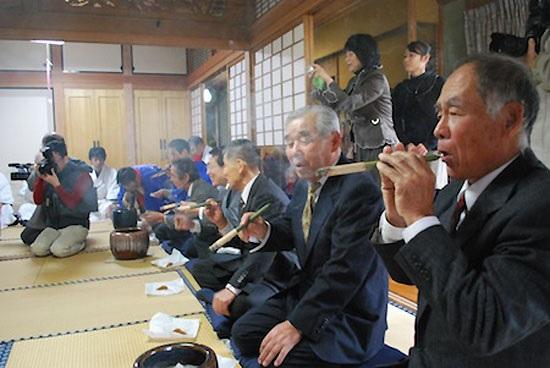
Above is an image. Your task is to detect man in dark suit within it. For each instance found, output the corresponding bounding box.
[141,158,217,247]
[189,139,293,319]
[234,105,388,367]
[373,53,550,367]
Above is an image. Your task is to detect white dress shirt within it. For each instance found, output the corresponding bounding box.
[380,156,517,243]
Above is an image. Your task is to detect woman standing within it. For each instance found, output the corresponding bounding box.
[312,34,399,161]
[392,41,444,150]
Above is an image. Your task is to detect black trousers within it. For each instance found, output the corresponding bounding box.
[190,257,234,291]
[21,227,43,245]
[231,294,335,368]
[152,223,191,242]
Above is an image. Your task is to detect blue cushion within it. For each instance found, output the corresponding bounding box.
[356,344,407,367]
[197,288,232,335]
[229,342,406,368]
[230,339,261,368]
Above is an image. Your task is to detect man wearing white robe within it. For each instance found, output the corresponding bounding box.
[88,147,118,222]
[0,172,16,228]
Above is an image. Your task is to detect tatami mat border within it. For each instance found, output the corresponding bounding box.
[0,269,169,293]
[388,292,417,316]
[0,342,12,368]
[0,312,205,344]
[0,246,111,262]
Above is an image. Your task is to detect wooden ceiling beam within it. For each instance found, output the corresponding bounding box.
[0,28,248,50]
[0,4,250,49]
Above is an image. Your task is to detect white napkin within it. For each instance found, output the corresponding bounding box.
[145,278,185,296]
[151,249,189,268]
[217,356,238,368]
[143,312,200,340]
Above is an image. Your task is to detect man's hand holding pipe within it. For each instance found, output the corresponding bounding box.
[238,212,268,242]
[376,143,436,226]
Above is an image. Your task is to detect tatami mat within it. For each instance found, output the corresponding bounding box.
[34,246,167,286]
[0,247,169,291]
[0,257,46,290]
[0,226,114,261]
[0,271,203,342]
[6,313,237,368]
[385,304,415,354]
[0,220,112,240]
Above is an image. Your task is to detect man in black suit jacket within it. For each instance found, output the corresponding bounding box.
[235,105,388,367]
[373,53,550,367]
[143,158,218,248]
[189,139,294,319]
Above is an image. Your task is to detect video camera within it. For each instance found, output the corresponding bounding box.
[8,163,33,181]
[489,33,539,57]
[38,143,58,176]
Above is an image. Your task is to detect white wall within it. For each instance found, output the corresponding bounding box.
[63,43,122,73]
[133,45,187,74]
[0,40,47,71]
[0,89,54,181]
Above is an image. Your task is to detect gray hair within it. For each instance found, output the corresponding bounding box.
[285,105,340,137]
[456,53,539,148]
[225,139,261,169]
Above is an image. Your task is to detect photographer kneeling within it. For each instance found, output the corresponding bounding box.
[23,140,97,257]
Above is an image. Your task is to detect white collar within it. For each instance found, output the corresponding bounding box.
[458,155,518,210]
[188,181,194,197]
[241,174,260,205]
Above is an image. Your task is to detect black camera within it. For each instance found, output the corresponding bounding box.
[8,163,33,181]
[38,145,56,176]
[489,33,536,57]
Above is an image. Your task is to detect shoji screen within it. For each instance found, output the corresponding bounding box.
[228,59,249,140]
[253,23,307,146]
[191,86,203,137]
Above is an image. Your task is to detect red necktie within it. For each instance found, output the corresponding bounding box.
[450,191,467,231]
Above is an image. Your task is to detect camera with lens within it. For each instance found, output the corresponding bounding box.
[489,33,532,57]
[8,163,33,181]
[38,144,57,176]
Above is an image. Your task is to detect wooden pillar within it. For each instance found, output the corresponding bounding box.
[303,14,315,104]
[244,51,255,142]
[122,44,137,164]
[436,1,444,75]
[51,44,65,135]
[407,0,417,42]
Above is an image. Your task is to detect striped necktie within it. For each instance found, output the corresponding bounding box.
[449,191,467,232]
[302,182,321,242]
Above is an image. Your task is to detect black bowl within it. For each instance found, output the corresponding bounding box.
[112,207,138,229]
[133,342,218,368]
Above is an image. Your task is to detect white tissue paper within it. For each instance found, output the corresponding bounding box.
[143,312,200,340]
[151,249,189,268]
[168,356,236,368]
[217,356,238,368]
[145,278,185,296]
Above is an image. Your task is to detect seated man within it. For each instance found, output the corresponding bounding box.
[189,135,212,165]
[168,138,211,184]
[26,140,98,257]
[116,165,167,213]
[88,146,118,222]
[150,138,212,203]
[373,54,550,366]
[173,147,238,259]
[21,133,93,245]
[235,105,388,367]
[142,157,218,246]
[189,139,292,319]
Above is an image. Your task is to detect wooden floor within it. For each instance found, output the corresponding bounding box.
[389,278,418,303]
